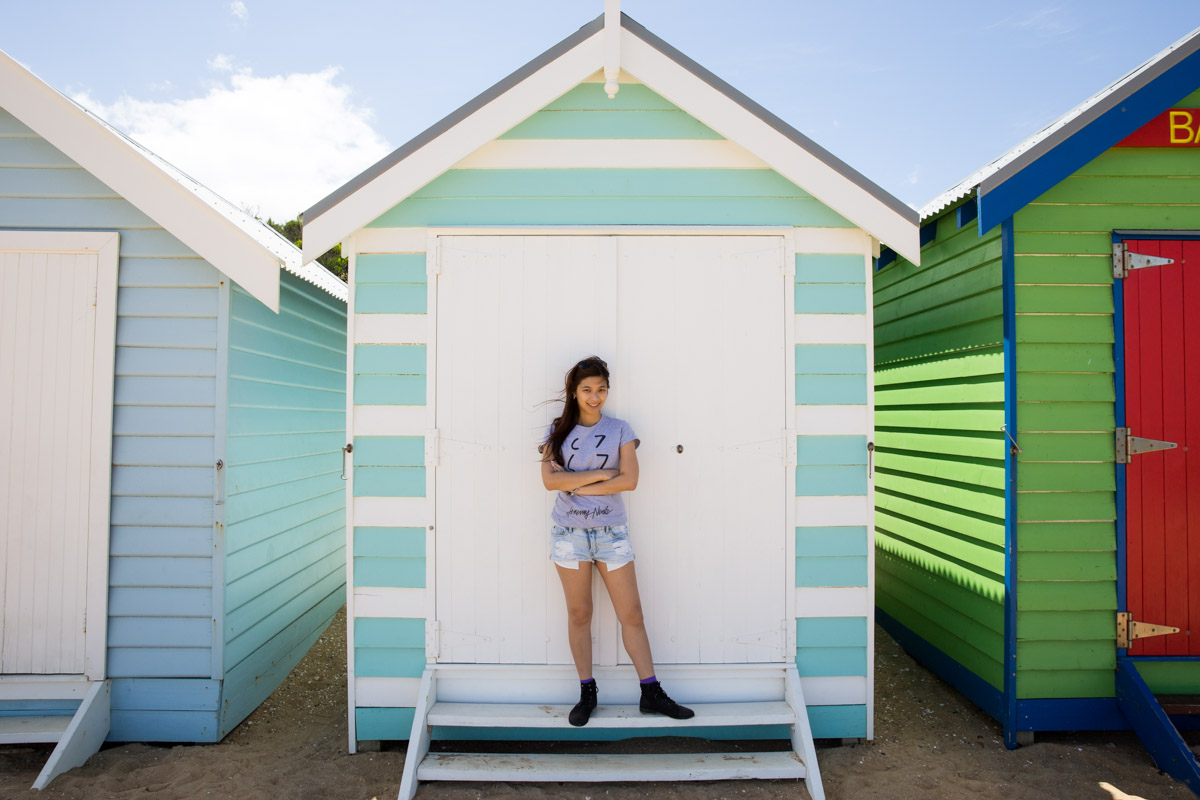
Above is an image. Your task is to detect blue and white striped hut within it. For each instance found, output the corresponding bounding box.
[0,49,347,787]
[304,8,919,799]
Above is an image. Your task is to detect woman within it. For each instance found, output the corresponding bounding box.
[540,356,694,727]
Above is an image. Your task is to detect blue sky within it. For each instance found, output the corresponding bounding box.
[6,1,1198,219]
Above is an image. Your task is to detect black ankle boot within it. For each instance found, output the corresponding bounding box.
[569,681,598,727]
[639,680,694,719]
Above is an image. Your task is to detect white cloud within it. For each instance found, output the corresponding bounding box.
[207,53,235,72]
[229,1,248,23]
[74,67,391,221]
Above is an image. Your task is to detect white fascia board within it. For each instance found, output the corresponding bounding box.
[302,33,605,261]
[619,31,920,265]
[0,51,282,312]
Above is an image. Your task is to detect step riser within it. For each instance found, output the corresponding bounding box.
[419,766,807,782]
[417,752,808,782]
[426,700,796,729]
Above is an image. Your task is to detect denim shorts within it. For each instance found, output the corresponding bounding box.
[550,524,635,569]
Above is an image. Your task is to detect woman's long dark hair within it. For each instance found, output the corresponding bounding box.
[543,356,610,467]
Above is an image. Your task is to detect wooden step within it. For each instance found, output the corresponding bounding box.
[0,715,72,744]
[1158,695,1200,715]
[418,751,807,782]
[427,700,795,729]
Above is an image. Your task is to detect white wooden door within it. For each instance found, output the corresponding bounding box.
[434,235,786,666]
[0,233,117,679]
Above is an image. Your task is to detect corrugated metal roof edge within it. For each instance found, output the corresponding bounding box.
[6,50,347,303]
[305,11,918,227]
[921,26,1200,221]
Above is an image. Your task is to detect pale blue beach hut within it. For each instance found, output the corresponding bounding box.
[0,50,347,787]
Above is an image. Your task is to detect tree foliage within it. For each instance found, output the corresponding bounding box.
[266,216,348,282]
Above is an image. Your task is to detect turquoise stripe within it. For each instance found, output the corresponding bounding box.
[808,705,867,738]
[543,83,680,112]
[355,647,426,678]
[355,617,424,647]
[354,436,424,467]
[796,646,867,677]
[796,556,868,587]
[796,435,868,466]
[795,254,865,284]
[411,169,812,199]
[795,345,867,375]
[795,375,867,405]
[356,284,427,314]
[353,466,425,497]
[354,375,426,405]
[354,527,425,558]
[356,707,416,740]
[797,616,868,647]
[795,283,866,313]
[368,197,853,229]
[795,465,867,496]
[499,110,722,140]
[355,344,426,375]
[356,254,427,284]
[354,556,426,588]
[796,526,868,557]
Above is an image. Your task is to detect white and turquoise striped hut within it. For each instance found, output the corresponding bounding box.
[304,9,918,798]
[0,50,348,787]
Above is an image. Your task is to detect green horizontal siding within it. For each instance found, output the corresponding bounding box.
[354,618,425,678]
[1010,102,1200,698]
[356,253,426,314]
[873,207,1005,692]
[796,526,868,587]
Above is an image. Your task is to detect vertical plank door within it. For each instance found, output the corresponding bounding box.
[1124,238,1199,656]
[616,236,787,664]
[0,239,116,677]
[433,234,788,667]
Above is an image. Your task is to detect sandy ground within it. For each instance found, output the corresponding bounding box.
[1,608,1193,800]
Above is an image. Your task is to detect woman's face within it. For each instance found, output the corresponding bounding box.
[575,375,609,417]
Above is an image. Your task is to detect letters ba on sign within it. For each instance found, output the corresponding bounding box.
[1117,109,1200,147]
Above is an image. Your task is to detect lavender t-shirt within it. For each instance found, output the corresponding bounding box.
[548,415,638,527]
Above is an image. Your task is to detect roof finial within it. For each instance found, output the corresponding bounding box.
[603,0,620,98]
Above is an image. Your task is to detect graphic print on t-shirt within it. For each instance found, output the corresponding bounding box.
[550,415,637,528]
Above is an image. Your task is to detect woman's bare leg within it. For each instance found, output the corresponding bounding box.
[556,563,595,680]
[596,562,654,680]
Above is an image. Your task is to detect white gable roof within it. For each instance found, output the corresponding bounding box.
[303,13,920,264]
[0,49,347,310]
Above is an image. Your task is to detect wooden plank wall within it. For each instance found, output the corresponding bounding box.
[0,107,222,740]
[219,270,347,736]
[348,80,874,742]
[1012,87,1200,699]
[872,209,1007,693]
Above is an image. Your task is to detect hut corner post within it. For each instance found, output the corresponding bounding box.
[1001,217,1021,749]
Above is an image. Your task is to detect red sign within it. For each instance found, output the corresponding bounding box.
[1116,109,1200,147]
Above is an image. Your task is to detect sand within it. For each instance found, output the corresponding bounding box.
[0,607,1192,800]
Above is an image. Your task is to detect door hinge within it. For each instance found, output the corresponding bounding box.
[425,429,439,468]
[1115,427,1177,464]
[1117,611,1180,648]
[1112,242,1175,279]
[426,620,440,659]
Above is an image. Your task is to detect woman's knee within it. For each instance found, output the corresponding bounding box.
[567,605,593,628]
[617,606,644,630]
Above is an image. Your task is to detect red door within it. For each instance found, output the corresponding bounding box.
[1124,238,1200,656]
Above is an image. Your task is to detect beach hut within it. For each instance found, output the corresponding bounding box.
[871,26,1200,790]
[0,50,348,787]
[303,7,917,798]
